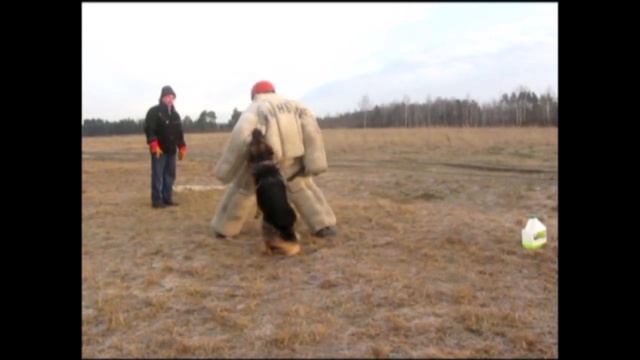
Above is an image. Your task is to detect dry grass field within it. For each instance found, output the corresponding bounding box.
[82,127,557,358]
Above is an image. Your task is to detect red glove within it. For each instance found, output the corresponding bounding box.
[178,145,187,161]
[149,140,163,158]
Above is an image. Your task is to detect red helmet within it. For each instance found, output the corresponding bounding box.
[251,80,275,100]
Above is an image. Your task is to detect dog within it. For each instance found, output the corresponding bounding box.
[248,129,300,256]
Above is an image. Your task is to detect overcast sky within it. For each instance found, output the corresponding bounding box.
[82,2,557,122]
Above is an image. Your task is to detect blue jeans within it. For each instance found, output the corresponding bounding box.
[151,153,176,205]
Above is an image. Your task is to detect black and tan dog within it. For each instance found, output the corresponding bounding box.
[248,129,300,255]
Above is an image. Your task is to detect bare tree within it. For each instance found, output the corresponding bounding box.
[425,95,432,127]
[515,85,531,126]
[358,95,372,128]
[464,93,471,126]
[542,86,555,126]
[402,94,411,127]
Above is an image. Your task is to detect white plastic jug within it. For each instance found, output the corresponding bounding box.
[522,217,547,249]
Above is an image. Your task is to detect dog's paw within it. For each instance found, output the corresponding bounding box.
[265,238,301,256]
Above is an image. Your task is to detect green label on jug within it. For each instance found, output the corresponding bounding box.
[534,231,546,240]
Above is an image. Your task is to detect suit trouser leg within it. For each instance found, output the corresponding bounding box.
[210,171,256,237]
[286,176,336,233]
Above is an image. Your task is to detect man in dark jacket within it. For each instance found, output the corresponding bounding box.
[144,85,187,208]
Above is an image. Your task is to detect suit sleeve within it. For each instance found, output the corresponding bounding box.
[213,112,257,184]
[299,105,328,175]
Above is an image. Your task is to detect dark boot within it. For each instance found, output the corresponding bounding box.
[313,226,337,238]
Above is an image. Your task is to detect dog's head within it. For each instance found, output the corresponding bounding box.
[248,129,274,164]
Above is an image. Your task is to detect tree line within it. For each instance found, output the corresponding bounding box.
[319,86,557,128]
[82,109,242,137]
[82,86,557,136]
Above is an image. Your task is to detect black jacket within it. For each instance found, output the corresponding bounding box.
[144,102,186,155]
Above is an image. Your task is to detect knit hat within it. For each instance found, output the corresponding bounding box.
[160,85,176,99]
